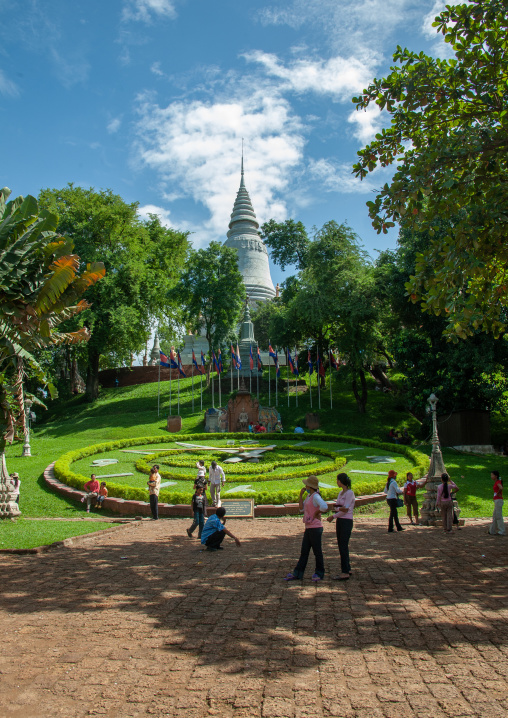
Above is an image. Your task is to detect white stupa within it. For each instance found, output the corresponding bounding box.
[223,158,276,304]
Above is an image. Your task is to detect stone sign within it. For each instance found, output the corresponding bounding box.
[220,499,254,518]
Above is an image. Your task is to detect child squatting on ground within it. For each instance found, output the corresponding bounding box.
[200,506,241,551]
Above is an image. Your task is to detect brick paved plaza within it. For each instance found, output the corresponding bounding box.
[1,517,507,718]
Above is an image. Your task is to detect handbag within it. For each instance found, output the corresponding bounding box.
[396,497,404,508]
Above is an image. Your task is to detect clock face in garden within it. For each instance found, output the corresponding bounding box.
[54,435,423,506]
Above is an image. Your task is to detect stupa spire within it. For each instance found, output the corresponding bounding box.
[224,153,276,304]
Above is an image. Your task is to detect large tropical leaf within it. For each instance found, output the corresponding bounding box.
[35,255,80,314]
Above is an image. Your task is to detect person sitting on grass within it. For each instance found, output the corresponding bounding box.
[294,424,305,434]
[96,482,108,509]
[81,474,100,513]
[200,506,241,551]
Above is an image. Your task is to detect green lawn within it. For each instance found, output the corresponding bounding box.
[1,371,505,548]
[0,519,112,550]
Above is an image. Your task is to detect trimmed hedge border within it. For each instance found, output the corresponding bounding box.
[51,432,429,514]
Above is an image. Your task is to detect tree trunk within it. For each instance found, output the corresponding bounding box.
[351,368,368,413]
[370,363,392,391]
[85,349,100,402]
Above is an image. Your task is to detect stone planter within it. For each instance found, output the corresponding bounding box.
[167,415,182,433]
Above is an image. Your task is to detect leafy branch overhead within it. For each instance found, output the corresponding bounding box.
[352,0,508,339]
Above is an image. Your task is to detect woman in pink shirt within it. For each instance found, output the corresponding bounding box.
[327,473,355,581]
[284,475,329,583]
[436,473,459,533]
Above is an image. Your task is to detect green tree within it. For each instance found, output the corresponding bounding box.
[38,186,189,401]
[0,187,104,495]
[260,219,310,271]
[352,0,508,339]
[176,241,246,365]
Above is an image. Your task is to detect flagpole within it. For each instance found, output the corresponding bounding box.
[219,371,222,407]
[317,347,321,410]
[192,364,195,413]
[329,351,333,409]
[212,372,215,409]
[287,348,290,407]
[308,348,313,410]
[231,355,233,394]
[268,355,271,406]
[200,370,203,411]
[237,365,240,391]
[249,344,252,395]
[294,346,298,408]
[256,347,259,403]
[275,354,278,407]
[157,360,161,417]
[177,371,180,416]
[169,366,172,416]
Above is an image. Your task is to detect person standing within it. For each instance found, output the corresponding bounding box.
[327,473,355,581]
[209,460,225,507]
[403,472,419,525]
[436,473,458,533]
[488,470,505,536]
[385,469,404,532]
[9,473,21,505]
[284,475,329,583]
[187,485,207,539]
[147,465,161,520]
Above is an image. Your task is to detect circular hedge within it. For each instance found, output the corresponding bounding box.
[53,432,429,506]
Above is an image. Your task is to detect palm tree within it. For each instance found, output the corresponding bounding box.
[0,187,105,516]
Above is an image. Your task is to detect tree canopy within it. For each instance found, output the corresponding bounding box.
[352,0,508,339]
[38,185,189,401]
[176,241,246,358]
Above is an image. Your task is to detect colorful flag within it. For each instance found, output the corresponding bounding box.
[159,351,170,367]
[218,348,223,373]
[200,350,206,373]
[257,346,263,371]
[275,350,280,378]
[268,344,277,359]
[287,349,299,376]
[212,350,220,374]
[231,344,237,369]
[177,351,186,377]
[317,351,326,378]
[294,350,299,375]
[169,347,178,369]
[249,344,254,371]
[192,350,199,372]
[236,343,242,370]
[307,349,313,375]
[329,350,339,370]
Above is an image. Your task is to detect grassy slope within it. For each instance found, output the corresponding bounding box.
[1,370,505,549]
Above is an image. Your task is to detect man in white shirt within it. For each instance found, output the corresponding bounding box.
[209,460,226,506]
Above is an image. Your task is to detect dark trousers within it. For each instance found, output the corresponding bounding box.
[293,527,324,579]
[205,530,225,549]
[387,499,402,531]
[336,518,353,574]
[149,494,159,520]
[188,510,205,537]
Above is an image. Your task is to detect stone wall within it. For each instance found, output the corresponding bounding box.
[99,365,196,388]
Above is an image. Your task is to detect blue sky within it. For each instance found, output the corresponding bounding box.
[0,0,455,287]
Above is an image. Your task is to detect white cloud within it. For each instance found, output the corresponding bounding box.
[151,61,164,76]
[421,0,464,58]
[308,158,375,194]
[243,51,378,101]
[348,103,384,144]
[257,0,426,53]
[122,0,177,23]
[107,117,122,134]
[138,204,172,226]
[0,69,19,97]
[134,89,305,246]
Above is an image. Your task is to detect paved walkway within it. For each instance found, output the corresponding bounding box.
[1,517,507,718]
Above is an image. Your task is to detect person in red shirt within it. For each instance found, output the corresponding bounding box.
[403,471,419,525]
[81,474,100,513]
[488,470,505,536]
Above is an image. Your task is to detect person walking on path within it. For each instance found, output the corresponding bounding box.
[385,469,404,532]
[436,473,458,533]
[327,472,355,581]
[9,473,20,505]
[81,474,100,513]
[147,465,161,520]
[187,485,207,539]
[209,460,225,507]
[284,475,329,583]
[200,506,241,551]
[488,470,505,536]
[403,472,419,525]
